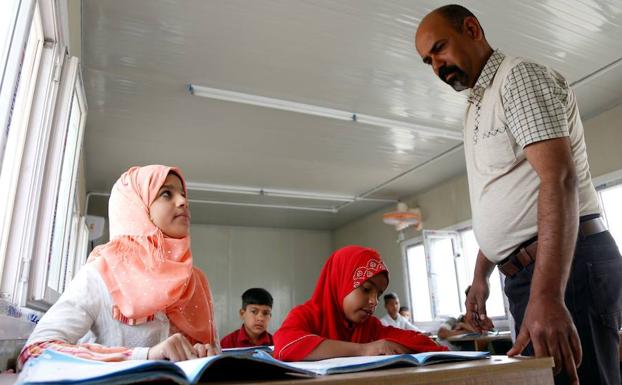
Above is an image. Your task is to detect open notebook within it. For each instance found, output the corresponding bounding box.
[17,349,490,385]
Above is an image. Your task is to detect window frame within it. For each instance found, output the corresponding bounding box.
[0,0,36,167]
[0,0,47,302]
[422,229,463,319]
[0,0,85,313]
[27,56,86,308]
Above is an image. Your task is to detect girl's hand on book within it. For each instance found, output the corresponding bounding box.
[193,343,220,357]
[360,340,409,356]
[148,333,198,361]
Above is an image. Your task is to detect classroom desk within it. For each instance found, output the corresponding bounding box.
[207,356,554,385]
[446,331,513,352]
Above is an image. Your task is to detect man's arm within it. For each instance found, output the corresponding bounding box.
[507,137,582,385]
[465,250,495,332]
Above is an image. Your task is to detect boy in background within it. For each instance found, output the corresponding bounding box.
[380,293,424,333]
[399,306,411,321]
[220,288,274,348]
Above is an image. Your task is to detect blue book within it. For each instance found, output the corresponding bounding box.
[17,349,490,385]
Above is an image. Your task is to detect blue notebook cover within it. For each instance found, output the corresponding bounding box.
[17,349,490,384]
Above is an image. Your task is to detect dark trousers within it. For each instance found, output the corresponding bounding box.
[504,231,622,385]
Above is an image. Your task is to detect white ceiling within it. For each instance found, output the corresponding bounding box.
[82,0,622,230]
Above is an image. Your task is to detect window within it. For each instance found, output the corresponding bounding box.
[597,183,622,248]
[404,228,507,322]
[0,1,20,90]
[406,243,432,322]
[424,231,462,318]
[28,57,87,307]
[47,89,85,295]
[0,0,88,312]
[0,1,46,300]
[0,0,24,162]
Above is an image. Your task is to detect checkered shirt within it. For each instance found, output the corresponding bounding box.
[468,50,569,147]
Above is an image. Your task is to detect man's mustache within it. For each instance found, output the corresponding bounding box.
[438,65,469,91]
[439,65,463,83]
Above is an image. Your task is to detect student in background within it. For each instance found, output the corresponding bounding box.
[398,306,411,321]
[220,288,274,348]
[19,165,218,366]
[437,314,477,340]
[437,286,477,340]
[379,293,424,332]
[273,246,446,361]
[436,314,478,351]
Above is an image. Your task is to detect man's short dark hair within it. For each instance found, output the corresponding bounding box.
[435,4,478,32]
[383,292,398,303]
[399,306,410,312]
[242,288,273,308]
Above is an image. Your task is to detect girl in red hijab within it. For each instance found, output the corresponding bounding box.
[274,245,446,361]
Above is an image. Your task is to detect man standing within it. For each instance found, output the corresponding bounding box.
[415,5,621,385]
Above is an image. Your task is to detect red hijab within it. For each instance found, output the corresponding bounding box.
[274,245,445,361]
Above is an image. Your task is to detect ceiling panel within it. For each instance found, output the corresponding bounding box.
[82,0,622,229]
[84,67,461,195]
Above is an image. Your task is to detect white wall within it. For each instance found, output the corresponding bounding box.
[67,0,81,59]
[190,224,333,339]
[334,102,622,318]
[583,103,622,178]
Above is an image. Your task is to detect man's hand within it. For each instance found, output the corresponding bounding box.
[465,275,494,332]
[507,296,582,385]
[148,333,198,361]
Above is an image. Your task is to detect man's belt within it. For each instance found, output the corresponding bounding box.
[497,216,608,278]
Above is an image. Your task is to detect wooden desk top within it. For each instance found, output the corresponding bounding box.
[206,355,554,385]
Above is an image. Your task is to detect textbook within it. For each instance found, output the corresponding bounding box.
[17,349,490,385]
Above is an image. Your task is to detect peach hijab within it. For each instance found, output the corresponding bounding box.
[88,165,217,344]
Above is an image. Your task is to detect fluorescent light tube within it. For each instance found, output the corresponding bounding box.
[185,182,394,203]
[188,84,463,141]
[188,84,352,121]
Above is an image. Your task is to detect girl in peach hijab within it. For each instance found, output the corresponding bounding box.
[19,165,218,366]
